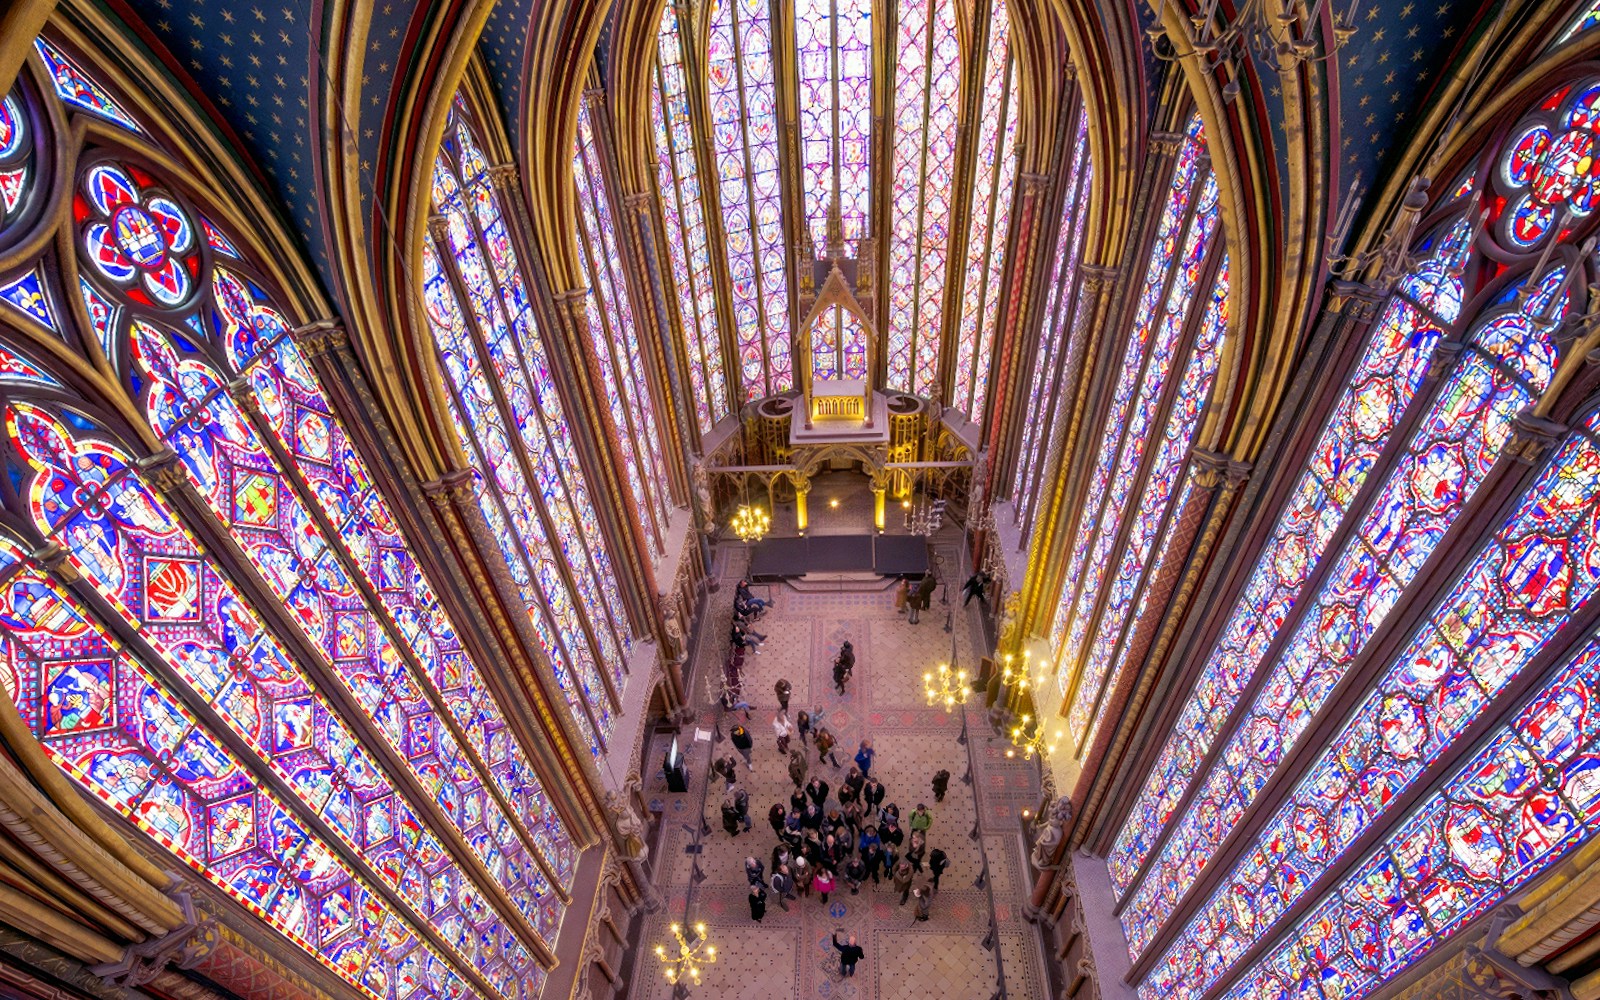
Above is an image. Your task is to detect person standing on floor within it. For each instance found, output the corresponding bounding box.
[862,776,886,811]
[731,723,755,771]
[796,709,813,745]
[842,797,865,840]
[814,864,836,903]
[844,855,866,895]
[911,885,931,922]
[815,726,840,767]
[862,842,886,884]
[749,883,767,922]
[892,858,915,904]
[805,776,830,809]
[721,793,741,836]
[788,747,809,789]
[906,829,927,874]
[773,711,793,755]
[792,856,813,898]
[774,677,791,711]
[854,739,875,778]
[768,803,787,838]
[745,856,765,888]
[931,768,951,803]
[928,847,949,895]
[734,785,753,833]
[910,803,933,835]
[909,572,936,624]
[713,753,740,788]
[838,766,862,807]
[832,932,864,977]
[770,865,793,911]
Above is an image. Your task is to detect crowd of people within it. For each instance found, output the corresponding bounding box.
[705,578,962,981]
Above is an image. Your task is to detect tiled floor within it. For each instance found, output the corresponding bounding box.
[630,530,1048,999]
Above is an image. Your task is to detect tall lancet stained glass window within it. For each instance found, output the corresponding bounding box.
[1012,108,1092,542]
[1117,74,1600,997]
[574,100,673,556]
[426,103,631,757]
[1047,114,1223,748]
[795,0,871,254]
[886,0,961,395]
[653,3,729,434]
[708,0,792,399]
[952,0,1019,422]
[0,50,580,1000]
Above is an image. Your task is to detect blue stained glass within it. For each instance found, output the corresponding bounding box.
[0,268,55,330]
[34,38,143,133]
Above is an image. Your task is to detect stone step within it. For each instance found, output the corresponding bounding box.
[783,573,901,594]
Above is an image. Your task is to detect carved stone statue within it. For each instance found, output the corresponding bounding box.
[1031,795,1074,871]
[659,598,687,665]
[691,460,715,533]
[607,774,649,864]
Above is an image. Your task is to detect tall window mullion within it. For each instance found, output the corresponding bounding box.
[422,239,612,754]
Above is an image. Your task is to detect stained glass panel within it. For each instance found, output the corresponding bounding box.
[653,8,728,433]
[1107,218,1474,900]
[1205,404,1600,1000]
[574,103,672,554]
[34,37,142,133]
[1050,115,1210,696]
[954,0,1018,421]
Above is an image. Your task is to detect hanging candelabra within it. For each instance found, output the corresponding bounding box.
[655,921,716,995]
[924,662,970,713]
[730,503,771,543]
[1006,713,1062,761]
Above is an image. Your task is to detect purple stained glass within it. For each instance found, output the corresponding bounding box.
[574,103,672,554]
[1130,269,1565,982]
[1078,252,1230,756]
[1202,405,1600,1000]
[1107,217,1474,901]
[654,9,728,433]
[4,403,514,1000]
[1050,115,1210,699]
[1013,110,1092,537]
[954,0,1018,423]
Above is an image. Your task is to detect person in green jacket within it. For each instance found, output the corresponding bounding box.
[909,803,932,834]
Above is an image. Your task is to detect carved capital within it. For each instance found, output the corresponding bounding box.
[1190,449,1250,490]
[554,287,590,329]
[1149,129,1183,155]
[582,87,606,111]
[1508,410,1568,465]
[623,190,652,213]
[422,469,476,510]
[487,163,519,189]
[225,377,263,417]
[91,894,218,989]
[427,213,451,242]
[138,448,189,495]
[1020,172,1051,198]
[1328,278,1386,320]
[1424,338,1467,381]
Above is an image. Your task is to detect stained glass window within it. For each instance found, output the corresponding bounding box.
[886,0,961,395]
[0,52,591,996]
[428,106,631,756]
[795,0,871,255]
[34,37,142,133]
[0,534,480,1000]
[653,5,730,434]
[1105,214,1475,904]
[708,0,791,399]
[574,101,673,554]
[1012,109,1092,539]
[1201,402,1600,1000]
[1122,264,1563,964]
[1049,114,1214,704]
[0,89,31,226]
[952,0,1019,422]
[1556,1,1600,48]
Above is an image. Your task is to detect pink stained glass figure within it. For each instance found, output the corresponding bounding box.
[1129,268,1563,984]
[954,0,1019,423]
[1106,217,1472,901]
